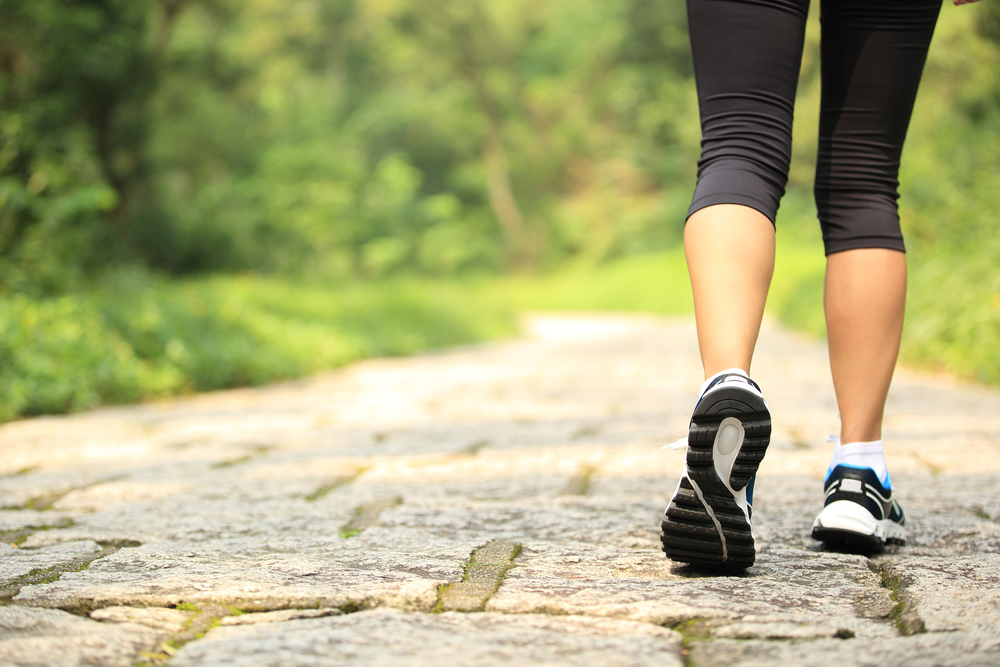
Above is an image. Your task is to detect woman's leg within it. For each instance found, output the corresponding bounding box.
[816,246,910,551]
[816,0,940,445]
[686,205,775,378]
[660,0,808,570]
[812,0,940,551]
[825,249,906,444]
[683,0,809,379]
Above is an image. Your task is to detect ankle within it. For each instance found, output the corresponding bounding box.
[699,367,750,396]
[828,438,890,487]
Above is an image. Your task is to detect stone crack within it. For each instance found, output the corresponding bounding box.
[874,559,926,636]
[1,540,139,606]
[558,465,595,496]
[435,540,522,613]
[134,603,236,666]
[305,467,368,502]
[340,497,402,538]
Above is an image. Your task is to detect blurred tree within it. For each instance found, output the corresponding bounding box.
[2,0,994,291]
[0,0,206,290]
[978,0,1000,44]
[389,0,535,266]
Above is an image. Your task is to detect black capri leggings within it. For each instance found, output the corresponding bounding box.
[686,0,940,254]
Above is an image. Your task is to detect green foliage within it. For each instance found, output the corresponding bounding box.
[3,0,704,286]
[0,270,514,422]
[3,1,996,286]
[483,247,692,314]
[0,293,178,420]
[0,0,166,293]
[903,247,1000,385]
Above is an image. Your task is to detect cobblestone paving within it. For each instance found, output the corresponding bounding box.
[2,314,999,666]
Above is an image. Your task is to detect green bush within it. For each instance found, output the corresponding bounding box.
[0,295,181,420]
[0,271,515,423]
[903,247,1000,385]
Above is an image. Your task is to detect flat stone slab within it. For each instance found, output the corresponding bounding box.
[90,605,195,632]
[170,608,684,667]
[0,606,165,667]
[0,541,103,585]
[488,544,898,638]
[14,535,452,613]
[881,554,1000,634]
[1,314,999,665]
[690,631,1000,667]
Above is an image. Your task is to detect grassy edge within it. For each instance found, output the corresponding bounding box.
[2,235,995,423]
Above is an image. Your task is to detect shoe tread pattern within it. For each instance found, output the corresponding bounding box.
[662,383,771,570]
[687,386,771,493]
[661,481,755,570]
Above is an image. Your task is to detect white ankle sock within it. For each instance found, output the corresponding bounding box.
[699,368,750,397]
[828,438,890,487]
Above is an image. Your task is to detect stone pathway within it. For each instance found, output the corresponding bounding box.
[2,314,999,666]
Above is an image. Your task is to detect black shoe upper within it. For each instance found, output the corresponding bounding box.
[823,464,905,525]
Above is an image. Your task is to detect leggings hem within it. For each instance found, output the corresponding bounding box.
[824,236,906,256]
[687,194,778,227]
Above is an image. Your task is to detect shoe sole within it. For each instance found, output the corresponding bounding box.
[661,385,771,570]
[812,500,906,554]
[811,526,905,554]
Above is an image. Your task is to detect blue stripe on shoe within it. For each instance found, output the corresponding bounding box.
[822,465,896,521]
[825,462,891,490]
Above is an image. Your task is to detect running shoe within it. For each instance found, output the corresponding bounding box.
[811,465,906,552]
[660,372,771,570]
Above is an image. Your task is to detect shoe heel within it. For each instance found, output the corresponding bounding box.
[662,380,770,570]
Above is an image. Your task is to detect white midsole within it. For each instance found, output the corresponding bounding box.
[813,500,905,542]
